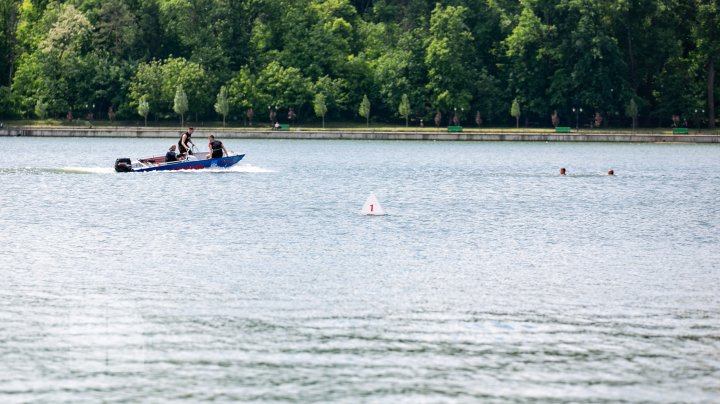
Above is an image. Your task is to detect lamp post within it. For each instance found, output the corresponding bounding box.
[269,105,278,126]
[451,107,463,126]
[572,107,583,130]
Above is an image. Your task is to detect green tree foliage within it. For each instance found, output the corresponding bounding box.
[366,22,429,120]
[511,98,521,128]
[312,75,350,117]
[12,3,95,117]
[91,0,139,59]
[215,85,230,126]
[130,57,209,120]
[503,4,556,119]
[174,84,188,127]
[278,0,359,79]
[226,66,258,113]
[359,94,370,126]
[138,95,150,126]
[398,93,411,126]
[691,0,720,128]
[42,4,91,57]
[425,4,475,112]
[129,59,164,119]
[0,0,19,88]
[626,98,639,130]
[255,62,311,110]
[34,99,47,119]
[314,93,328,128]
[0,86,14,117]
[162,58,211,118]
[0,0,717,126]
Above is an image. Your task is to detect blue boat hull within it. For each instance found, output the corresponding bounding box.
[131,154,245,172]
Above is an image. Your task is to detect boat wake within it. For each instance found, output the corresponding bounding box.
[60,167,116,174]
[226,164,274,173]
[0,167,116,175]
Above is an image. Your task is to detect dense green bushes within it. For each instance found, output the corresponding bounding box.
[0,0,717,128]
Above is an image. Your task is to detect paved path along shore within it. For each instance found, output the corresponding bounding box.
[1,127,719,143]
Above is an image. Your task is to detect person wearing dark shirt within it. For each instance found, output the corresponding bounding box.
[178,127,195,157]
[207,135,228,159]
[165,144,178,162]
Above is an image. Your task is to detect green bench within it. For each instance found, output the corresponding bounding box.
[555,126,572,133]
[273,124,290,131]
[448,126,463,132]
[672,127,688,134]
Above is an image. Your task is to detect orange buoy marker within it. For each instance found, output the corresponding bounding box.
[360,192,385,216]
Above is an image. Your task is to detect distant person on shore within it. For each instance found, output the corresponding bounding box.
[608,169,614,175]
[206,135,228,159]
[178,127,195,157]
[560,167,567,176]
[165,144,178,162]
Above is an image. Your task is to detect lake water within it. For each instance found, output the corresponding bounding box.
[1,137,718,402]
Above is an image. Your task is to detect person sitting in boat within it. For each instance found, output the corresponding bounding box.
[206,135,228,159]
[165,144,178,162]
[178,127,195,158]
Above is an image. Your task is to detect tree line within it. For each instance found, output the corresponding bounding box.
[0,0,717,129]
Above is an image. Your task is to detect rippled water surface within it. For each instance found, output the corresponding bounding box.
[1,137,719,402]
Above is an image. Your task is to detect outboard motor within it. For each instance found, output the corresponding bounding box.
[114,158,133,172]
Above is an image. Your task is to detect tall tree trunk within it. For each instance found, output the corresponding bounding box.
[708,60,715,129]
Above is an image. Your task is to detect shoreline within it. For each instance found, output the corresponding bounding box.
[1,127,719,143]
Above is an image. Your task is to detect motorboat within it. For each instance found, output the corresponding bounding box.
[114,150,245,172]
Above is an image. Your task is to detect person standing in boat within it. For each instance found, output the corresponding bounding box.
[178,127,195,157]
[207,135,229,159]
